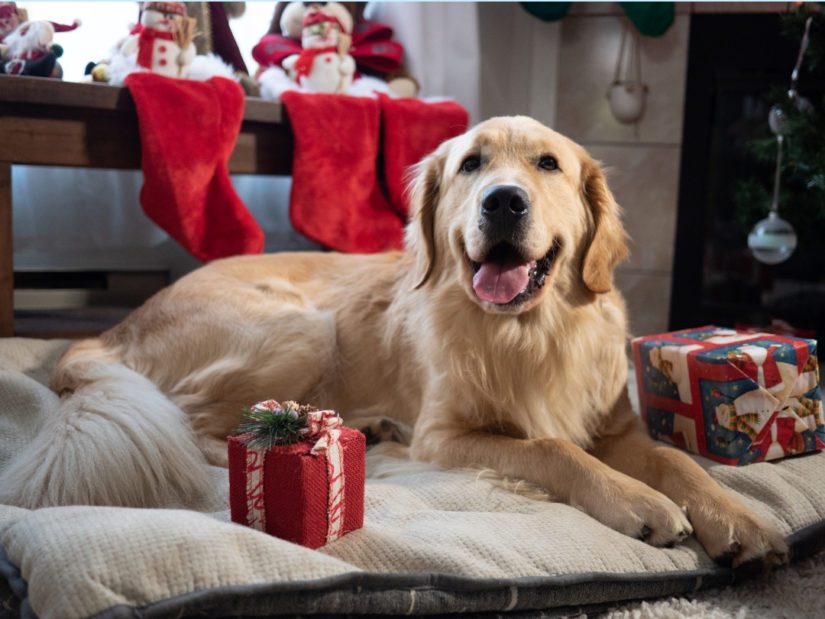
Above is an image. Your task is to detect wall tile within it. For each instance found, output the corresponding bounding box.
[586,145,681,273]
[479,3,561,127]
[556,14,690,144]
[691,2,790,14]
[568,2,692,16]
[614,271,672,337]
[568,3,622,16]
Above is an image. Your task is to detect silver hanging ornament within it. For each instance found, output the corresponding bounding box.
[767,104,787,135]
[748,214,797,264]
[747,133,797,264]
[747,16,812,265]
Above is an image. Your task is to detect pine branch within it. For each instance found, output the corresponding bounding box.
[234,401,309,450]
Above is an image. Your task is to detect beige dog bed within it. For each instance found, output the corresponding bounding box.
[1,338,824,618]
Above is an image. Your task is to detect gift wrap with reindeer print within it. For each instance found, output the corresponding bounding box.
[632,326,824,465]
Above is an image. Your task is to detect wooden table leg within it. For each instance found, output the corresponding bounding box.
[0,162,13,337]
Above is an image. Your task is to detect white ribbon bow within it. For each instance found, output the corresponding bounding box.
[302,409,343,455]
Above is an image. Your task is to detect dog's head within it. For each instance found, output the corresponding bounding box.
[407,116,628,314]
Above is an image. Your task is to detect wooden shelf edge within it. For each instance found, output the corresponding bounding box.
[0,74,283,124]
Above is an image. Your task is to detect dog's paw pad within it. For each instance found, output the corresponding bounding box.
[712,541,741,567]
[638,525,652,542]
[356,416,413,446]
[693,505,788,572]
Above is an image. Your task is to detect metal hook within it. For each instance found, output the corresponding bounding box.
[788,16,813,100]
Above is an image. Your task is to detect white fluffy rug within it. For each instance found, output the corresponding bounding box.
[604,551,824,618]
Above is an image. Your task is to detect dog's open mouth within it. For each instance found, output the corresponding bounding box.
[470,241,559,306]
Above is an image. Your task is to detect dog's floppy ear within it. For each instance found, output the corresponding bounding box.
[406,151,445,290]
[580,157,629,294]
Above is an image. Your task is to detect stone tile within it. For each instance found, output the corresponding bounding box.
[614,271,672,337]
[556,14,689,144]
[568,3,622,16]
[586,145,681,273]
[478,2,561,127]
[691,2,790,14]
[568,2,691,16]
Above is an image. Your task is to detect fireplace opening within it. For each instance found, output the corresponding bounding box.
[672,13,825,356]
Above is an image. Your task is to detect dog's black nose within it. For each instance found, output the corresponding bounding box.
[480,185,530,239]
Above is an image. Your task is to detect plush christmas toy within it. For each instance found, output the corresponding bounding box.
[119,1,196,79]
[281,3,355,94]
[255,1,418,100]
[0,2,25,43]
[99,2,236,86]
[0,6,80,78]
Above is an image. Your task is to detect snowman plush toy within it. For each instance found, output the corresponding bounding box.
[282,3,355,93]
[105,1,233,85]
[119,1,196,78]
[258,1,398,99]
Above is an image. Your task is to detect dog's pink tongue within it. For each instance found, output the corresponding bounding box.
[472,261,530,304]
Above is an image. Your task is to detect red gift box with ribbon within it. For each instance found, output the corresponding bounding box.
[228,400,365,548]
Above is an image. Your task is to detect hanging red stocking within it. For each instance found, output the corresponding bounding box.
[281,91,404,253]
[379,94,469,217]
[125,73,264,261]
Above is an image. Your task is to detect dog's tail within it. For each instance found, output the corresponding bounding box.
[0,339,211,508]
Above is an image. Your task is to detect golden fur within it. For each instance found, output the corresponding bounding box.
[0,117,787,568]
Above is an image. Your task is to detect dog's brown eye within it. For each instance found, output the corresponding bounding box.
[460,155,481,174]
[538,156,559,171]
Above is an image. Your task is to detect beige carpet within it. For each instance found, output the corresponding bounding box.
[604,551,823,618]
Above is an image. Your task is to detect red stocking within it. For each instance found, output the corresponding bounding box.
[379,94,469,217]
[281,91,405,253]
[125,73,264,261]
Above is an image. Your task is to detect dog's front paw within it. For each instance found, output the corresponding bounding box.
[578,476,693,547]
[357,416,413,446]
[689,500,788,570]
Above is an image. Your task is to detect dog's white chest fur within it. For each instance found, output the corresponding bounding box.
[402,290,628,448]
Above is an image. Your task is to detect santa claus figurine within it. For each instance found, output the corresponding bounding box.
[0,2,25,43]
[0,8,80,78]
[120,1,196,79]
[281,2,355,94]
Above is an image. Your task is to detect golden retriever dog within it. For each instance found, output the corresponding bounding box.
[0,117,787,568]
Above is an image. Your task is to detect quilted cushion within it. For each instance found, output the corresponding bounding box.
[0,338,823,618]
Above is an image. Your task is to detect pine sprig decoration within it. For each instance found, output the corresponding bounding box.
[234,401,314,449]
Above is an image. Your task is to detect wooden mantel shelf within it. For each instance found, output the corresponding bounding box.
[0,74,283,122]
[0,74,293,174]
[0,74,296,337]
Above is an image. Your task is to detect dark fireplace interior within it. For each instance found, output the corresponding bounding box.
[672,13,825,357]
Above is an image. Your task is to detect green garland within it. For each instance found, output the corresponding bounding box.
[234,401,315,450]
[520,2,674,37]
